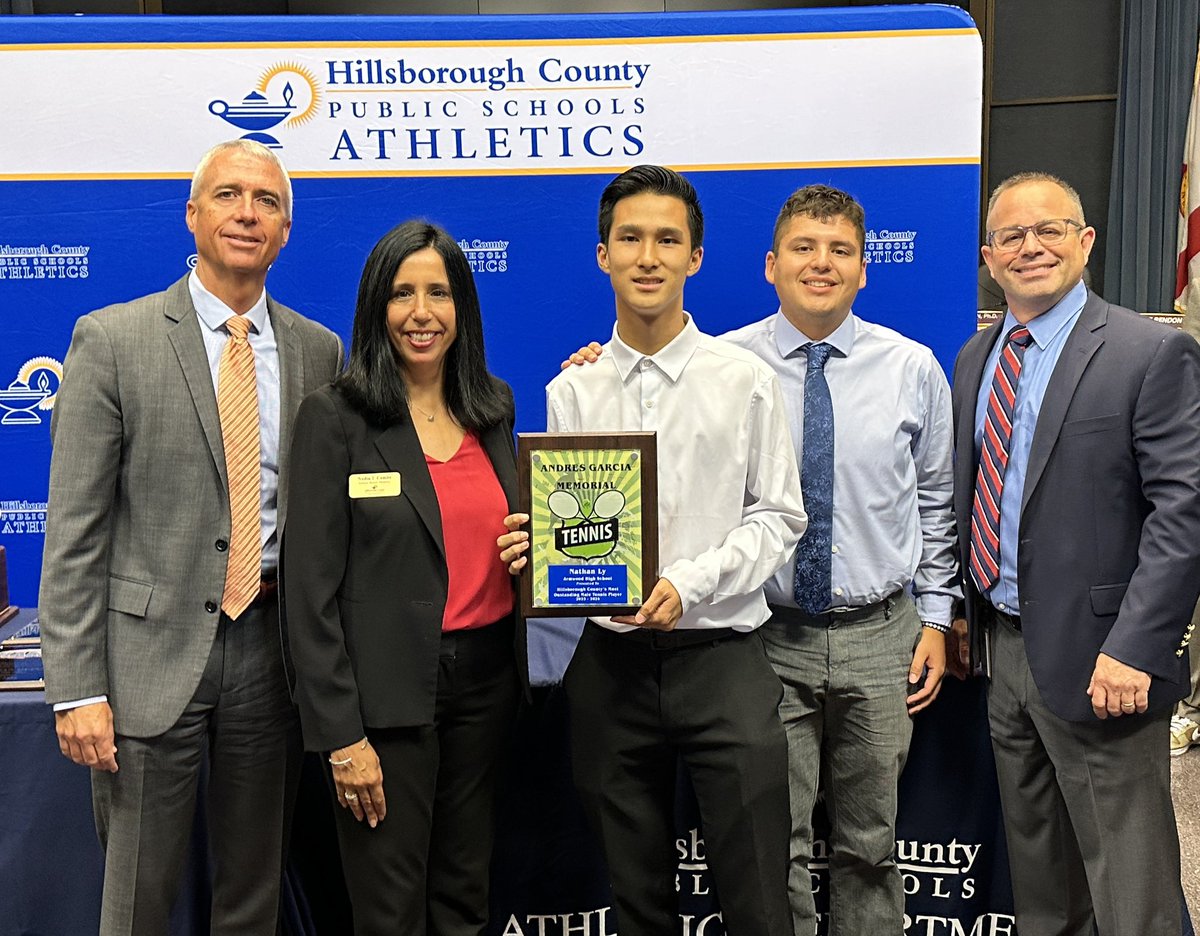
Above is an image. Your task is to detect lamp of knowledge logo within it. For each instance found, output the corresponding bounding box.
[208,61,321,149]
[0,357,63,427]
[865,228,917,266]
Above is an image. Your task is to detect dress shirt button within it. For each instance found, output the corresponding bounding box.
[641,359,653,369]
[831,545,839,554]
[205,601,218,614]
[834,587,844,597]
[997,602,1006,611]
[644,401,654,409]
[215,539,228,552]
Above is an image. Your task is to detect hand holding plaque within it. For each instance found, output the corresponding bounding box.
[515,432,658,618]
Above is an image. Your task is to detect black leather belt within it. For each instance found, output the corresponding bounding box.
[589,621,738,650]
[994,608,1021,632]
[768,589,902,628]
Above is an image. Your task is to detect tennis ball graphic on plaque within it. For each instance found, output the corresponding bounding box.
[548,488,624,560]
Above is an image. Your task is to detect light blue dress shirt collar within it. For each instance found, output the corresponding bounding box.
[773,308,856,360]
[998,278,1087,354]
[188,271,269,335]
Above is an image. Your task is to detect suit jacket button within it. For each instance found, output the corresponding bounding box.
[215,539,228,552]
[205,601,218,613]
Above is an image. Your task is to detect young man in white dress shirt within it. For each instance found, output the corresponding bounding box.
[501,165,807,936]
[560,184,959,936]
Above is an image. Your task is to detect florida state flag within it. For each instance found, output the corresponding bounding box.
[1176,41,1200,333]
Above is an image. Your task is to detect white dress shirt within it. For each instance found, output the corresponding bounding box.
[723,310,959,626]
[545,313,808,633]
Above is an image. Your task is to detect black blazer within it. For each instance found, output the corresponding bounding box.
[951,290,1200,722]
[281,380,528,752]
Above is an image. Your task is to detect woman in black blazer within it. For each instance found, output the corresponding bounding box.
[283,221,526,936]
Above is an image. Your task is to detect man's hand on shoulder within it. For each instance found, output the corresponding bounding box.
[56,701,118,773]
[1087,652,1151,720]
[611,578,682,631]
[560,342,604,370]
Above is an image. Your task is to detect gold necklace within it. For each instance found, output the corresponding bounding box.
[409,400,437,423]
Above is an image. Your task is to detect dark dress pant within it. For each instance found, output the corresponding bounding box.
[334,619,519,936]
[92,603,302,936]
[564,623,792,936]
[988,617,1182,936]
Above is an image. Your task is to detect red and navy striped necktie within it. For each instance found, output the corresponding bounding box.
[969,325,1034,594]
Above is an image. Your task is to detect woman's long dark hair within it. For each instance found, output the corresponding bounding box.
[335,220,511,430]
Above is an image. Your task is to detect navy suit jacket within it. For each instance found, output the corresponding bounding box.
[951,290,1200,722]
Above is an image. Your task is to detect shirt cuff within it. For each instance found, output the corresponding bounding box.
[53,695,108,712]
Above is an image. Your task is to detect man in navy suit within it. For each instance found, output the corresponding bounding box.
[951,171,1200,935]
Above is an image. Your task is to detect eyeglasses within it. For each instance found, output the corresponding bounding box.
[985,218,1084,253]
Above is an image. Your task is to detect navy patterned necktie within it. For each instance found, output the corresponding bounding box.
[969,325,1034,593]
[794,342,834,615]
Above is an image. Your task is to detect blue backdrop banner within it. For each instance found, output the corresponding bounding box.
[0,8,996,935]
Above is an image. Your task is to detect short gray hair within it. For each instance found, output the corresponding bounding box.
[986,171,1085,227]
[189,139,293,220]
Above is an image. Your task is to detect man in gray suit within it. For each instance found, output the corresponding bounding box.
[40,139,343,935]
[951,172,1200,935]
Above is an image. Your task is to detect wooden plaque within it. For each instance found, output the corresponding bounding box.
[517,432,658,618]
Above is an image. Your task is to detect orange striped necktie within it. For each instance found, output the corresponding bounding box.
[217,314,262,619]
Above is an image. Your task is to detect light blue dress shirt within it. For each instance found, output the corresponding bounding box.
[723,309,959,626]
[188,272,282,574]
[972,279,1087,614]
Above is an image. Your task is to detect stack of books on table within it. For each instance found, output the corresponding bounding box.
[0,612,43,690]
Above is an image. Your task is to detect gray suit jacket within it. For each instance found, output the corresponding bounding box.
[951,290,1200,721]
[39,275,343,737]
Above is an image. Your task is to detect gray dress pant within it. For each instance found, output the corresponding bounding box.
[761,591,923,936]
[92,603,301,936]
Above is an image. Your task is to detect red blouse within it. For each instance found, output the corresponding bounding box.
[425,431,514,631]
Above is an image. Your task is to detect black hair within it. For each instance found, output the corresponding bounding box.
[334,220,511,430]
[597,165,704,250]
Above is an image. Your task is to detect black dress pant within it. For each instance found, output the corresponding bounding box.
[334,620,519,936]
[564,623,792,936]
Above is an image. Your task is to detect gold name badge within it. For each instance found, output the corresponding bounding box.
[348,472,402,499]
